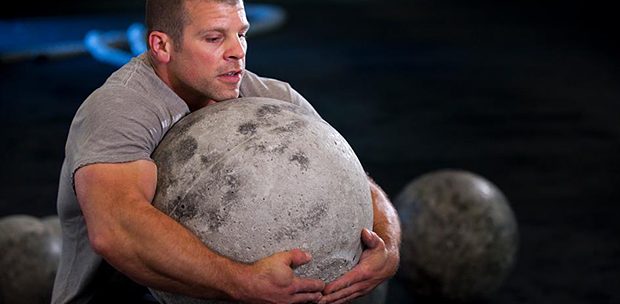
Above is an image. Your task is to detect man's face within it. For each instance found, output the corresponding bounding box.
[168,0,249,105]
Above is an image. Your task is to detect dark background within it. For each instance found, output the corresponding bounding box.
[1,0,618,303]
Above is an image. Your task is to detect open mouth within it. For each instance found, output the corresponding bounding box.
[220,70,242,77]
[217,70,243,84]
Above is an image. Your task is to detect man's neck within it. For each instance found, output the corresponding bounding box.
[147,54,215,112]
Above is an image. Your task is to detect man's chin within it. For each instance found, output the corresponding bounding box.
[213,91,241,103]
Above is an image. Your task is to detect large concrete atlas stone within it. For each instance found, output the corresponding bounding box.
[394,170,518,302]
[150,97,373,303]
[0,215,62,304]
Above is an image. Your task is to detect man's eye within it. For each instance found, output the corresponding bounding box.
[205,37,221,42]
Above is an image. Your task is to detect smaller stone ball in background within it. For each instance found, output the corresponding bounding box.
[41,216,62,241]
[394,170,519,302]
[0,214,62,304]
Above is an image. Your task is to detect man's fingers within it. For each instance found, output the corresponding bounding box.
[361,228,382,249]
[319,281,367,304]
[323,269,361,294]
[292,277,325,293]
[331,291,364,304]
[288,248,313,268]
[290,291,323,304]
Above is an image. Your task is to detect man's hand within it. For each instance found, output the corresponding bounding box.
[318,229,397,304]
[233,248,325,304]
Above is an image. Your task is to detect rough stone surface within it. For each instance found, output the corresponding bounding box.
[150,97,373,303]
[0,215,62,304]
[394,170,518,302]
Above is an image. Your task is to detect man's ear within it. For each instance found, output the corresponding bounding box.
[148,31,173,63]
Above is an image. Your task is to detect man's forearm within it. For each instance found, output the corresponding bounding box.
[86,198,244,301]
[368,177,401,256]
[76,161,325,303]
[75,162,245,301]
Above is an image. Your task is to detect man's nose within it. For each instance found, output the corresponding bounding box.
[225,36,246,61]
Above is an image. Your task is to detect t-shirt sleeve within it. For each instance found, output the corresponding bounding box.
[65,88,162,179]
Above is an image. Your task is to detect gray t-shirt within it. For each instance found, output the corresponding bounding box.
[52,54,320,304]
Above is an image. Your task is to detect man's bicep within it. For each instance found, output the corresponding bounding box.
[74,160,158,214]
[73,160,158,257]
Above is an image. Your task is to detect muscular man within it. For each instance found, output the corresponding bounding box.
[52,0,401,303]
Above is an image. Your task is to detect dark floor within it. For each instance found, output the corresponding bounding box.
[1,0,619,303]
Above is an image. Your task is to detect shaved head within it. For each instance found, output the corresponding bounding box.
[145,0,242,48]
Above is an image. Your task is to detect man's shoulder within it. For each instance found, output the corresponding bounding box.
[83,56,150,108]
[240,70,321,119]
[79,81,146,115]
[240,70,297,101]
[79,55,187,118]
[104,55,147,87]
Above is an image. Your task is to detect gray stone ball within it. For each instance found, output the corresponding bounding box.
[150,97,373,303]
[0,215,62,304]
[394,170,518,302]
